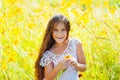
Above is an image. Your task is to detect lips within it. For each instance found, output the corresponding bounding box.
[56,37,64,39]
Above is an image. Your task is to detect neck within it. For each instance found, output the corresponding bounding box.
[54,40,68,48]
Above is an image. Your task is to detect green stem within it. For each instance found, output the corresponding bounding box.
[3,70,9,80]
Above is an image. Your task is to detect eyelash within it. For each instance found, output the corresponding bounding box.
[62,29,66,31]
[54,29,66,31]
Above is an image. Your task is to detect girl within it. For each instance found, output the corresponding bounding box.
[35,14,86,80]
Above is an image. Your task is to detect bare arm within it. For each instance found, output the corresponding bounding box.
[68,42,86,72]
[75,42,86,72]
[44,60,67,80]
[44,63,59,80]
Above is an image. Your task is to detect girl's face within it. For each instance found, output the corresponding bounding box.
[52,22,67,44]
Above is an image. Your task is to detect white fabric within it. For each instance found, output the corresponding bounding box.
[40,38,81,80]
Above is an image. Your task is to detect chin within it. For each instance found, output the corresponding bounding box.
[55,39,66,44]
[56,41,64,44]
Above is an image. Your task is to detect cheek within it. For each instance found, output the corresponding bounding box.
[52,32,57,36]
[64,32,67,36]
[66,32,69,38]
[52,32,57,38]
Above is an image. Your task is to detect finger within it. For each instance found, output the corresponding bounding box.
[70,61,76,65]
[71,62,77,67]
[69,60,77,66]
[65,58,72,62]
[68,59,76,63]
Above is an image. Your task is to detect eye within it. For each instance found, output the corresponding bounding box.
[54,29,58,31]
[62,29,66,31]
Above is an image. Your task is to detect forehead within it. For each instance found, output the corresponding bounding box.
[54,22,66,29]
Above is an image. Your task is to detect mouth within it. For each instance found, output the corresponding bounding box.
[56,37,64,39]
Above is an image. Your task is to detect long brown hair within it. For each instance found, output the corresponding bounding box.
[35,14,70,80]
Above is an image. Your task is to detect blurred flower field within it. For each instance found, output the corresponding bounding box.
[0,0,120,80]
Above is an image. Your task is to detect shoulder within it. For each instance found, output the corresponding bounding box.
[39,51,54,67]
[75,39,83,53]
[42,50,50,56]
[69,38,81,46]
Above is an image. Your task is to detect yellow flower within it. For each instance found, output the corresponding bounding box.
[81,0,92,6]
[1,61,7,70]
[103,1,109,7]
[13,39,19,46]
[0,27,5,35]
[6,0,16,4]
[29,52,33,57]
[28,23,36,29]
[11,27,21,36]
[100,29,107,35]
[14,7,23,14]
[64,55,72,60]
[8,57,14,63]
[108,6,116,14]
[79,72,83,78]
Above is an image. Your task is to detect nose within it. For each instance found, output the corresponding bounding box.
[58,31,62,35]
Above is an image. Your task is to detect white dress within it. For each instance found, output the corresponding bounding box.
[40,38,81,80]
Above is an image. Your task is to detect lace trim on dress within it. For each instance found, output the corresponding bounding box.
[39,38,81,67]
[39,51,56,67]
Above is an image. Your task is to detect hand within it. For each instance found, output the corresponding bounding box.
[66,57,78,67]
[56,60,68,71]
[66,58,86,71]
